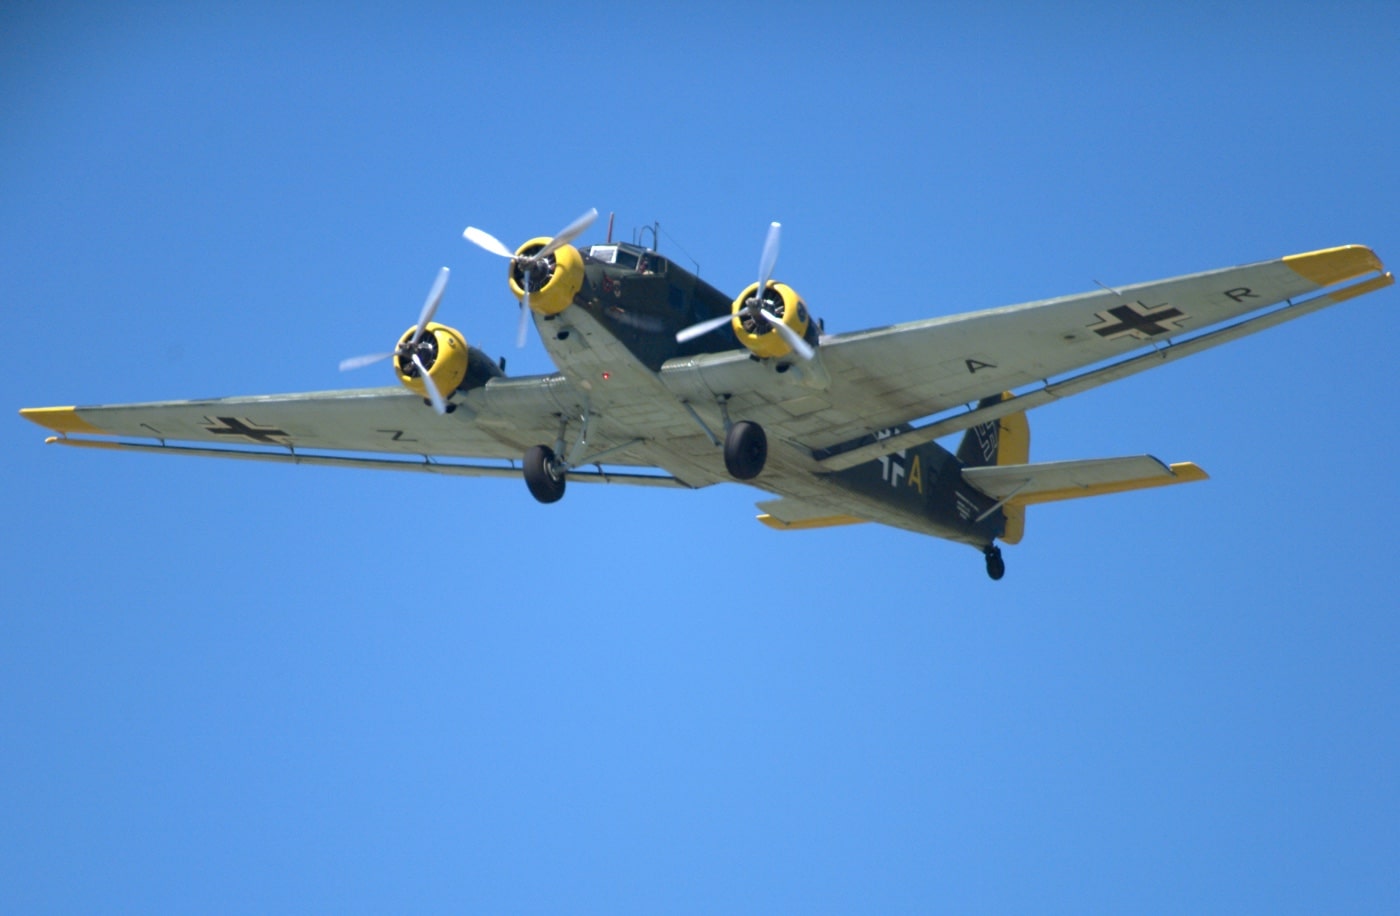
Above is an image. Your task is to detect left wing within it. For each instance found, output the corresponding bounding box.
[661,245,1391,469]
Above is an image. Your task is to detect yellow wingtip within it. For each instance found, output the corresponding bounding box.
[1283,245,1384,287]
[20,406,108,436]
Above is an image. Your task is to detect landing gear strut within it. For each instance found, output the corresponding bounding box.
[984,544,1006,581]
[724,420,767,480]
[524,444,566,504]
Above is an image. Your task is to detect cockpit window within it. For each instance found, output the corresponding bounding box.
[586,243,660,273]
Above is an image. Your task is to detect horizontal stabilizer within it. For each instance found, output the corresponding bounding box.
[755,497,867,531]
[962,456,1207,505]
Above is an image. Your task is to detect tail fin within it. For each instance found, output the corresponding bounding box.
[956,392,1030,468]
[957,393,1030,543]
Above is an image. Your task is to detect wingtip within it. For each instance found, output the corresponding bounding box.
[20,406,108,435]
[1283,245,1385,287]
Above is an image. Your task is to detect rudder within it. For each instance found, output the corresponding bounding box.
[956,393,1030,543]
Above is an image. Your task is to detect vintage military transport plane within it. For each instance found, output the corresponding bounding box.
[21,209,1393,578]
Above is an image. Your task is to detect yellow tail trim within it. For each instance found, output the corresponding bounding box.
[1010,461,1208,507]
[996,402,1030,466]
[996,393,1029,544]
[757,513,867,531]
[1001,505,1026,545]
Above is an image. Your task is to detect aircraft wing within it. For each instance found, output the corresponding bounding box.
[662,245,1391,470]
[20,378,688,488]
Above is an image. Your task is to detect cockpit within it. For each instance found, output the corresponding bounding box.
[584,242,668,276]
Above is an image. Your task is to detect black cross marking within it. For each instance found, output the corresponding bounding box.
[203,416,291,444]
[1087,301,1188,340]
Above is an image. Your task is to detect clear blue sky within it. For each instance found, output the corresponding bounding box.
[4,2,1398,912]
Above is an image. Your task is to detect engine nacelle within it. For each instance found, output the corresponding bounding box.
[509,238,585,316]
[731,281,814,360]
[394,322,469,400]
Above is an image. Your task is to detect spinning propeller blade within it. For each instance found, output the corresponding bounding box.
[409,266,450,346]
[413,353,447,415]
[516,271,532,349]
[676,312,735,343]
[757,221,780,296]
[462,226,514,259]
[338,351,394,372]
[535,208,598,260]
[760,308,816,360]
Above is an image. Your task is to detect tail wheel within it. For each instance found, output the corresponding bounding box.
[724,420,767,480]
[984,545,1006,581]
[524,444,566,503]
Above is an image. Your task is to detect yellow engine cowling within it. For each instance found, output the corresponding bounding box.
[508,238,585,316]
[731,281,812,360]
[393,322,469,399]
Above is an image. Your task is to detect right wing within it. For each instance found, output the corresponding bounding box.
[20,375,688,488]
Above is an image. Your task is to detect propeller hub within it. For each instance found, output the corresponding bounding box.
[396,332,438,376]
[741,289,784,334]
[512,255,554,290]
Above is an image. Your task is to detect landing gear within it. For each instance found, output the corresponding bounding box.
[724,420,767,480]
[983,544,1006,581]
[523,444,566,504]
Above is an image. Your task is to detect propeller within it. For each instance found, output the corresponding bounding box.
[338,266,452,415]
[675,221,812,359]
[758,305,815,360]
[463,208,598,347]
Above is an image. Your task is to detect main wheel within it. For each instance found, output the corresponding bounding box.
[524,444,566,503]
[724,420,767,480]
[984,545,1006,581]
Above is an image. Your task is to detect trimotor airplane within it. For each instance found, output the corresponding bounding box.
[21,210,1393,579]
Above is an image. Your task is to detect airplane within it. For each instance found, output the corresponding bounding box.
[20,209,1393,579]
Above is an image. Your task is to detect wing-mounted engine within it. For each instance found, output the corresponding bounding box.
[392,321,469,402]
[338,267,478,415]
[508,237,585,317]
[730,279,816,360]
[676,221,818,362]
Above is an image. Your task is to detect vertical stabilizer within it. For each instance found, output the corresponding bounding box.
[956,393,1030,467]
[957,393,1030,543]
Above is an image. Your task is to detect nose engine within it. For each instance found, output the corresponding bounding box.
[463,209,599,348]
[508,237,585,317]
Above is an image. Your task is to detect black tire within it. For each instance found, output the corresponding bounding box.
[724,420,768,480]
[984,546,1006,581]
[524,444,566,504]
